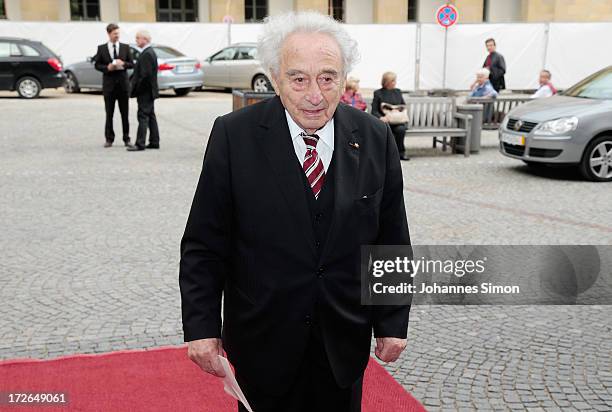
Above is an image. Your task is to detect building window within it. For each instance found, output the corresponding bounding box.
[157,0,198,22]
[245,0,267,23]
[70,0,100,21]
[483,0,489,22]
[329,0,344,22]
[0,0,6,19]
[407,0,417,22]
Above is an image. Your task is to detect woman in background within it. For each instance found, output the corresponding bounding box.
[371,71,410,161]
[340,77,367,111]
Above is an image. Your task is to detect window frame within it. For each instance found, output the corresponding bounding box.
[328,0,344,22]
[156,0,198,22]
[70,0,101,21]
[244,0,268,23]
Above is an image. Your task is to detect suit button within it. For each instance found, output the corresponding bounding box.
[317,266,324,278]
[315,212,323,222]
[315,240,321,249]
[304,315,312,325]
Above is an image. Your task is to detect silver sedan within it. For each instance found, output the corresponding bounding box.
[500,66,612,182]
[201,42,272,92]
[64,44,203,96]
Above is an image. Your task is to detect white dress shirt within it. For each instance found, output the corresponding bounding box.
[285,110,334,172]
[107,41,119,59]
[531,84,554,98]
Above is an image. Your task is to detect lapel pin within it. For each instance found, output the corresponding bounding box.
[349,141,360,150]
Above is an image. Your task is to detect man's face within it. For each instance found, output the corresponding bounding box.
[486,41,495,53]
[271,32,345,134]
[539,72,550,85]
[108,29,120,43]
[136,34,147,48]
[476,73,487,85]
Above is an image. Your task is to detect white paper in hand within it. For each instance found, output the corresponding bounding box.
[218,355,254,412]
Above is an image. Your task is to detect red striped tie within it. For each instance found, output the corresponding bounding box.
[301,133,326,199]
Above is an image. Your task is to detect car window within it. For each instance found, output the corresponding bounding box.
[211,48,236,62]
[0,42,9,58]
[10,43,22,57]
[153,46,185,59]
[563,68,612,100]
[131,47,141,61]
[19,44,41,57]
[236,47,256,60]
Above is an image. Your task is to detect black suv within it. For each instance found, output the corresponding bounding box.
[0,37,66,98]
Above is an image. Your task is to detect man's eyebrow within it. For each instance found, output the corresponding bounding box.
[285,69,305,76]
[320,69,339,76]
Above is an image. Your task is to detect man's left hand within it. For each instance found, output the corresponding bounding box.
[375,337,407,363]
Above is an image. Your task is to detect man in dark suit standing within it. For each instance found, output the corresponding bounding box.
[93,23,133,148]
[180,11,411,412]
[482,38,506,92]
[127,30,159,152]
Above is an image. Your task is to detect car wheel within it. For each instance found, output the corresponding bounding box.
[64,71,80,94]
[579,135,612,182]
[174,87,192,96]
[252,74,271,92]
[16,76,41,99]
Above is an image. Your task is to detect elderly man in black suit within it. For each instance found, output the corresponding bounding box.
[179,11,411,412]
[93,23,134,148]
[127,30,159,151]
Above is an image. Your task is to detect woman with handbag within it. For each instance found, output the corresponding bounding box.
[371,71,410,161]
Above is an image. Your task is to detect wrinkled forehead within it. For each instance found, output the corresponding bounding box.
[279,32,343,74]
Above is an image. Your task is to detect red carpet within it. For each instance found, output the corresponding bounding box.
[0,346,426,412]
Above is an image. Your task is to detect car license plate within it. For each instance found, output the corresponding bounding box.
[501,133,525,146]
[176,65,194,74]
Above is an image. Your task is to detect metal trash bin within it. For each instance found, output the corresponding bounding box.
[232,89,276,111]
[456,103,483,154]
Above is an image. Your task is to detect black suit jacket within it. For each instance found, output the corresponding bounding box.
[179,96,411,395]
[130,46,159,99]
[93,43,134,93]
[483,51,506,91]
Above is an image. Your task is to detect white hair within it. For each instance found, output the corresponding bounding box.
[257,11,359,76]
[136,29,151,41]
[477,68,490,78]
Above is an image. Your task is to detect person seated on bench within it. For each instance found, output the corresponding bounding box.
[340,77,368,111]
[371,71,410,161]
[469,68,498,98]
[531,69,557,98]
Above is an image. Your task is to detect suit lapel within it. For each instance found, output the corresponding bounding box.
[320,104,360,262]
[257,96,318,259]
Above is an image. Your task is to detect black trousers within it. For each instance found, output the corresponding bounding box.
[235,323,363,412]
[103,87,129,142]
[390,123,407,155]
[135,93,159,148]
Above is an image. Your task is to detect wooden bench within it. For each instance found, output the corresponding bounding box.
[466,96,532,129]
[402,96,473,157]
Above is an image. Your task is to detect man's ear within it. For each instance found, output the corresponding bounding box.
[270,73,280,95]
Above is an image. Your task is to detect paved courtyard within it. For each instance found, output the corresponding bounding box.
[1,90,611,411]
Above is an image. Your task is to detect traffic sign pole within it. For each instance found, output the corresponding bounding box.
[436,4,459,89]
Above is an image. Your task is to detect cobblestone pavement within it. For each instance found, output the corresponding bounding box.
[1,90,611,411]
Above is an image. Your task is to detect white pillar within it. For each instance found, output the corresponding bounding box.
[100,0,121,22]
[58,0,71,21]
[345,0,373,24]
[198,0,210,22]
[268,0,294,17]
[5,0,22,20]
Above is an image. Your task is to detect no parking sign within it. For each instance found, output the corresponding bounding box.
[436,4,459,28]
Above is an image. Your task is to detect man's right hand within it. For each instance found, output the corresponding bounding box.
[107,63,115,72]
[187,338,226,377]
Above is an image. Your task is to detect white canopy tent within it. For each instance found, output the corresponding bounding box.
[1,21,611,90]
